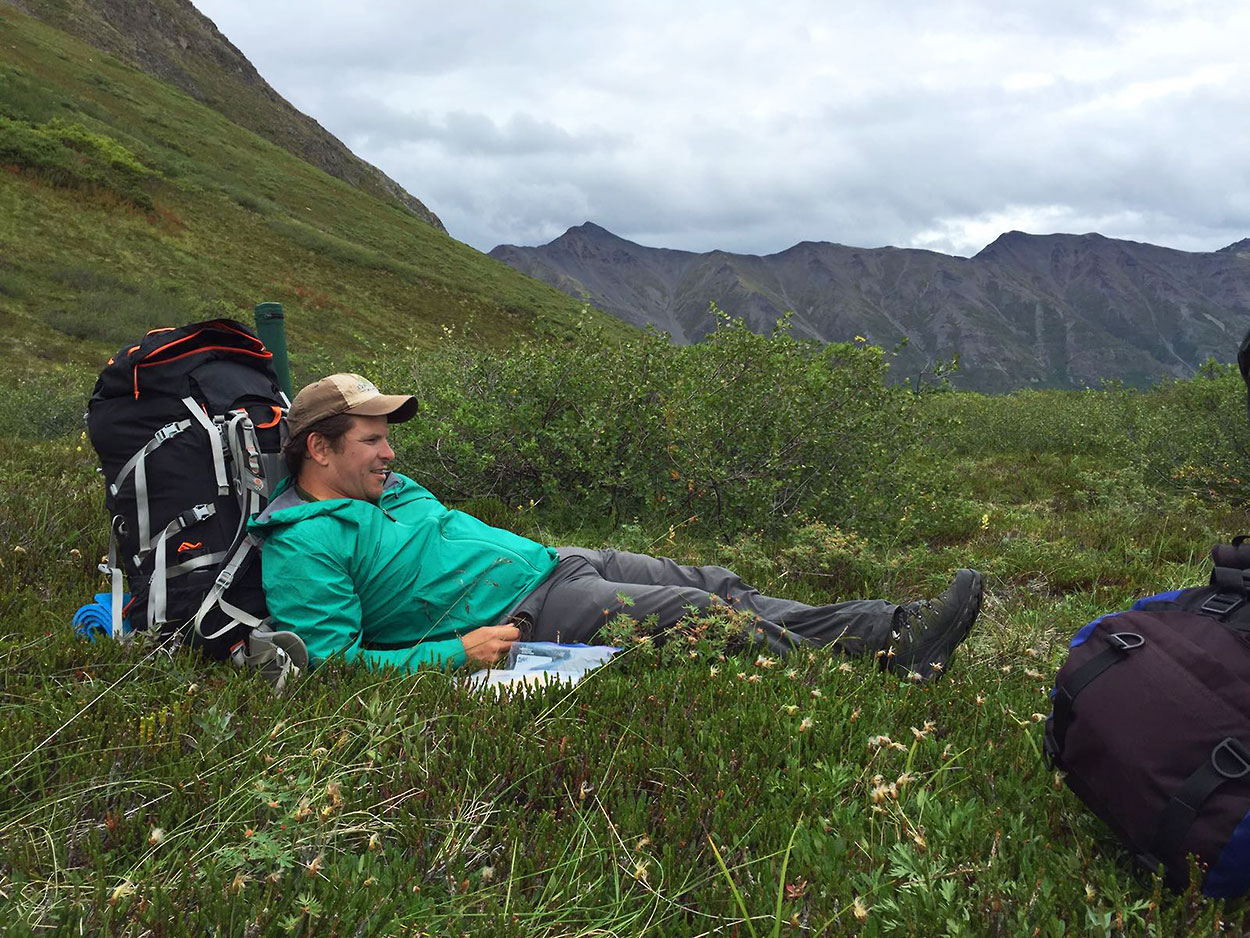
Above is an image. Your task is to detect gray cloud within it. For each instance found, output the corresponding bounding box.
[333,101,621,158]
[194,0,1250,257]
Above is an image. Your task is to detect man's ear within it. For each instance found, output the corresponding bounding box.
[306,431,332,467]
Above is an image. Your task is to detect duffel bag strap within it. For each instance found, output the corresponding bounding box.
[1201,537,1250,618]
[1212,536,1250,571]
[1152,737,1250,866]
[1048,630,1146,762]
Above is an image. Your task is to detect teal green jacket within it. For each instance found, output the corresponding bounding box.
[249,472,558,671]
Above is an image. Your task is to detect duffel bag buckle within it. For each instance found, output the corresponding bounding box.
[1211,738,1250,780]
[1201,592,1243,617]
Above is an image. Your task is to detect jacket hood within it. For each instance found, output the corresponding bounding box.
[250,471,404,532]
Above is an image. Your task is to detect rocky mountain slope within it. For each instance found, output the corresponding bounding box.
[492,224,1250,391]
[3,0,444,230]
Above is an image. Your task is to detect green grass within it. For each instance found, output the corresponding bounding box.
[5,366,1250,935]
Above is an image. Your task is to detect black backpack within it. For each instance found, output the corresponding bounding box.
[1044,540,1250,897]
[87,319,306,687]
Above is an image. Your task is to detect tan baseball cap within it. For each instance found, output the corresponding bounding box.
[287,373,417,437]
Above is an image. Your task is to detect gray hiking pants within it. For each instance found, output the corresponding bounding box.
[512,547,898,657]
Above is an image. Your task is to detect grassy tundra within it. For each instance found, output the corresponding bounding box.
[4,323,1250,937]
[4,10,1250,934]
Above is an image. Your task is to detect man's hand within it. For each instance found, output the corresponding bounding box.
[460,623,521,666]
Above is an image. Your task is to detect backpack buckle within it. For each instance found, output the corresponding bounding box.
[1201,592,1243,617]
[177,504,215,529]
[153,421,185,444]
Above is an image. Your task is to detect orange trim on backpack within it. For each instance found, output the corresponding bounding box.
[133,344,272,387]
[131,330,272,398]
[256,406,284,429]
[177,541,203,552]
[144,327,176,336]
[143,329,268,367]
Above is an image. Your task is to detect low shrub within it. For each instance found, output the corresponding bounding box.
[386,313,918,535]
[1130,362,1250,504]
[35,267,209,346]
[265,217,428,282]
[927,364,1250,508]
[0,62,75,122]
[0,369,93,440]
[928,386,1139,458]
[0,115,157,209]
[8,334,1250,934]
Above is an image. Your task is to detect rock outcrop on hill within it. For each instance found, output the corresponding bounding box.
[4,0,445,230]
[491,224,1250,391]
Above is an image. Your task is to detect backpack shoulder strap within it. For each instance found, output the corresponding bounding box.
[192,537,265,644]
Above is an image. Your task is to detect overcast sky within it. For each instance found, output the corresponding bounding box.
[191,0,1249,257]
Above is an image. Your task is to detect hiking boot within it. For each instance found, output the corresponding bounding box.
[888,569,983,681]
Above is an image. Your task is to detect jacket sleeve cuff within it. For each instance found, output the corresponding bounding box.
[360,637,467,672]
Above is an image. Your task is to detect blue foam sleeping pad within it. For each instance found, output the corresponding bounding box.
[73,592,132,640]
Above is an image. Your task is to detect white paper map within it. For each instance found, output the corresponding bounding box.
[465,641,620,690]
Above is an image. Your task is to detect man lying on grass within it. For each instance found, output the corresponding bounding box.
[249,373,984,679]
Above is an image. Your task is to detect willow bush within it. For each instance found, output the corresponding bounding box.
[381,314,917,536]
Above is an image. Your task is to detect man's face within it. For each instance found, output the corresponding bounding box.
[314,414,395,502]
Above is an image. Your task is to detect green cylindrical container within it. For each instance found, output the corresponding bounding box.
[253,302,293,399]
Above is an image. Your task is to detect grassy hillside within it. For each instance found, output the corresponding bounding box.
[0,5,623,401]
[5,0,446,229]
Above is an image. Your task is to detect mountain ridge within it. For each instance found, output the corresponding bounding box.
[491,224,1250,391]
